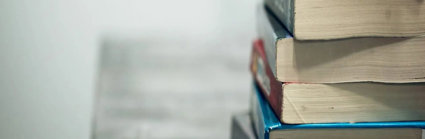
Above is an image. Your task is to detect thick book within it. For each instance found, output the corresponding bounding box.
[230,112,256,139]
[250,39,425,124]
[257,4,425,83]
[250,82,425,139]
[264,0,425,40]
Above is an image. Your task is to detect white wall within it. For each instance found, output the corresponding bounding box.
[0,0,256,138]
[0,0,97,139]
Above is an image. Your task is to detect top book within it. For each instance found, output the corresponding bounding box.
[265,0,425,40]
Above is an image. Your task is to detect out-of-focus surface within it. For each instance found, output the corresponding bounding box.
[94,36,251,139]
[0,0,256,139]
[94,0,257,138]
[0,1,97,139]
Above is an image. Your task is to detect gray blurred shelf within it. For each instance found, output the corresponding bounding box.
[93,25,255,139]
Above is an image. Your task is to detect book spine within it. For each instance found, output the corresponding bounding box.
[257,4,278,77]
[250,39,284,123]
[250,84,266,139]
[231,113,255,139]
[264,0,294,34]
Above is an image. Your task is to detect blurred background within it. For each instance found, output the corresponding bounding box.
[0,0,257,139]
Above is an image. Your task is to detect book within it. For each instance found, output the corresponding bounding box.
[264,0,425,40]
[230,112,256,139]
[251,39,425,124]
[257,4,425,83]
[250,82,425,139]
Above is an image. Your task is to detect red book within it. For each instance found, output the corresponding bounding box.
[250,39,284,121]
[250,39,425,124]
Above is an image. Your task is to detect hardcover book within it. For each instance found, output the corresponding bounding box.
[257,4,425,83]
[264,0,425,40]
[250,82,425,139]
[230,112,256,139]
[251,39,425,124]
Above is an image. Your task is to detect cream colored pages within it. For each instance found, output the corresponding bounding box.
[294,0,425,40]
[276,37,425,83]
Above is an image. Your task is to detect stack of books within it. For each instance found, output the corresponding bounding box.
[232,0,425,138]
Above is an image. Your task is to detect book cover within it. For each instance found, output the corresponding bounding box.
[250,39,284,123]
[263,0,425,40]
[250,82,425,139]
[230,112,256,139]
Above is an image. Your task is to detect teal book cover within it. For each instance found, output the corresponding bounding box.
[250,82,425,139]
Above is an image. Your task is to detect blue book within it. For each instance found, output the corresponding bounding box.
[250,83,425,139]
